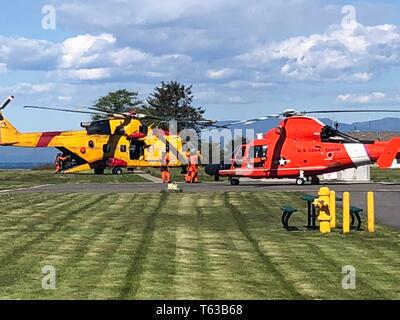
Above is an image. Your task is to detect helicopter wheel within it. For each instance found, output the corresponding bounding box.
[296,178,305,186]
[112,167,123,175]
[230,178,240,186]
[311,176,320,185]
[94,167,105,175]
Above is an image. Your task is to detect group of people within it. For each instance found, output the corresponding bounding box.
[160,150,200,184]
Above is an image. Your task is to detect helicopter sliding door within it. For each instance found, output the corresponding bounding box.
[130,140,145,160]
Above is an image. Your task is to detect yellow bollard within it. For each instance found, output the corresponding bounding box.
[343,192,350,233]
[330,191,336,229]
[313,187,332,233]
[367,192,375,233]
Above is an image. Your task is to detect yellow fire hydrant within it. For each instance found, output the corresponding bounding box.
[313,187,332,233]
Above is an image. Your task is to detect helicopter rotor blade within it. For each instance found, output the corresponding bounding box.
[223,115,281,127]
[0,95,15,110]
[303,109,400,114]
[23,105,114,117]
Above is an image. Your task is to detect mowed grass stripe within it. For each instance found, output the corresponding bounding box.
[134,195,180,299]
[118,193,166,299]
[0,194,95,264]
[0,194,114,298]
[199,194,285,299]
[225,193,304,299]
[0,191,398,299]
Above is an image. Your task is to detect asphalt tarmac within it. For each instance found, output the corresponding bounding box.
[4,181,400,229]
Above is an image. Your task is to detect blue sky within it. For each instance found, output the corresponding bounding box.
[1,0,400,132]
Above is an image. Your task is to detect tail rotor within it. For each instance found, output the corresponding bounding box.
[0,96,15,111]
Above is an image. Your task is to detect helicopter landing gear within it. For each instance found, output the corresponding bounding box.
[311,176,320,185]
[112,167,123,175]
[94,167,105,175]
[296,178,306,186]
[230,178,240,186]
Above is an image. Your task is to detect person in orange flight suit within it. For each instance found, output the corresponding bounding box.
[160,151,172,183]
[55,153,62,174]
[185,150,200,183]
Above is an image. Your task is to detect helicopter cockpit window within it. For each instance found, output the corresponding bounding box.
[86,120,112,135]
[320,126,360,144]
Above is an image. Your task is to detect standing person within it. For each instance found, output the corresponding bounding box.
[55,153,62,174]
[185,150,200,183]
[160,151,171,183]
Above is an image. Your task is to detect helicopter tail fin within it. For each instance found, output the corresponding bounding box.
[0,115,21,145]
[376,138,400,169]
[0,96,20,145]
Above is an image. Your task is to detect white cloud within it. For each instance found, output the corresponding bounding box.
[0,63,7,74]
[0,36,59,70]
[0,83,54,94]
[206,68,234,79]
[337,92,387,104]
[57,96,72,102]
[56,0,229,27]
[224,80,275,89]
[110,47,149,66]
[238,22,400,81]
[60,68,112,80]
[59,33,116,69]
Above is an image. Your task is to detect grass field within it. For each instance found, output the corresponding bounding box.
[372,168,400,183]
[0,170,148,190]
[0,191,398,300]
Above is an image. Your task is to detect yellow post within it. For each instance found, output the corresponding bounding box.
[313,187,332,233]
[330,191,336,229]
[367,192,375,233]
[343,192,350,234]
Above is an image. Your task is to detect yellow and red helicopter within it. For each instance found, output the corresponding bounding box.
[0,96,210,174]
[205,109,400,185]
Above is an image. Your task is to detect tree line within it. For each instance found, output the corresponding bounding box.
[93,81,205,131]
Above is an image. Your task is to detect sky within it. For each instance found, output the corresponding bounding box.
[1,0,400,132]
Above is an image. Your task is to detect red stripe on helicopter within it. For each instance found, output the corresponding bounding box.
[36,132,62,147]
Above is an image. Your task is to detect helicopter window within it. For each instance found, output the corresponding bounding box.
[140,125,149,135]
[254,146,267,158]
[103,144,111,153]
[86,120,112,135]
[321,126,360,144]
[120,145,127,153]
[253,145,267,167]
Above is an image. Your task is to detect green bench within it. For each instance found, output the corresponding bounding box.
[280,206,298,230]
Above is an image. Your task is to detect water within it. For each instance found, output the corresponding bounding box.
[0,162,50,169]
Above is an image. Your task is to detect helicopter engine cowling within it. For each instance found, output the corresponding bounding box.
[129,132,146,139]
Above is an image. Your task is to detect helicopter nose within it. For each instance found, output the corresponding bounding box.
[205,164,220,176]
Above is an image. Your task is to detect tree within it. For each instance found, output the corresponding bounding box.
[145,81,205,131]
[92,89,143,120]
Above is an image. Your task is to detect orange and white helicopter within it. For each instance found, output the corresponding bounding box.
[205,109,400,185]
